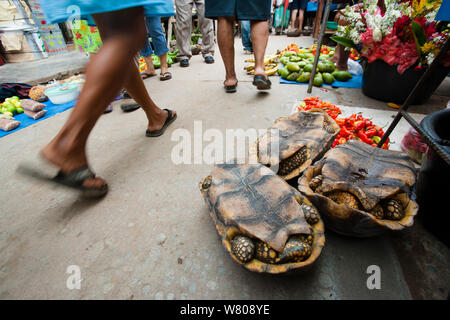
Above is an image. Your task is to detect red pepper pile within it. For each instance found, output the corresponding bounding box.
[333,114,389,149]
[298,97,342,119]
[298,97,389,149]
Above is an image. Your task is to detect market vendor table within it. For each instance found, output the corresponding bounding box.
[0,99,75,138]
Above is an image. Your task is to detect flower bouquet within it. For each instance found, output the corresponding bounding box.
[331,0,449,104]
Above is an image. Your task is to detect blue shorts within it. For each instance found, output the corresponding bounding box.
[205,0,272,21]
[289,0,308,10]
[38,0,171,24]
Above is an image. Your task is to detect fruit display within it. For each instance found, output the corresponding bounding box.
[277,44,353,86]
[199,163,325,274]
[296,97,389,149]
[244,54,280,76]
[0,96,24,117]
[141,50,179,71]
[349,48,360,61]
[298,140,418,237]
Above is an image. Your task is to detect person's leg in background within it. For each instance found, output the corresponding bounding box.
[240,20,253,54]
[175,0,194,67]
[195,0,215,64]
[217,16,238,89]
[289,7,298,31]
[146,16,171,80]
[140,22,157,79]
[297,0,308,32]
[41,7,175,192]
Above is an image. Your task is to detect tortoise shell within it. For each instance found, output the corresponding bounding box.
[249,109,340,180]
[298,140,418,237]
[199,163,325,274]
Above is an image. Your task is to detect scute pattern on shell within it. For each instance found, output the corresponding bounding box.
[200,162,326,273]
[298,140,419,237]
[250,109,340,180]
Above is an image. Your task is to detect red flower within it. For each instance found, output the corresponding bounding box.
[75,31,82,40]
[90,27,97,33]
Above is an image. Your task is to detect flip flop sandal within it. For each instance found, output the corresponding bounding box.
[146,109,177,137]
[17,163,108,198]
[121,103,140,113]
[141,72,157,80]
[160,72,172,81]
[224,80,238,93]
[252,75,271,90]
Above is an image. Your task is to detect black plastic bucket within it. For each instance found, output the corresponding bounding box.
[415,109,450,246]
[362,60,449,105]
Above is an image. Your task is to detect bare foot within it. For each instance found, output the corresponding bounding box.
[147,109,177,132]
[41,141,107,189]
[224,76,238,86]
[254,67,268,79]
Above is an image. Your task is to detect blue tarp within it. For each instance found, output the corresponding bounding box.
[280,73,363,89]
[307,2,338,12]
[435,0,450,21]
[0,100,76,138]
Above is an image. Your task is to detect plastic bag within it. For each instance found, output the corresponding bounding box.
[20,99,45,112]
[347,59,363,75]
[401,126,427,164]
[0,115,20,132]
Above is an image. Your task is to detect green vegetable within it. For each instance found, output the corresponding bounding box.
[278,67,290,79]
[287,72,300,81]
[322,72,335,85]
[303,64,313,72]
[296,72,310,83]
[286,62,300,72]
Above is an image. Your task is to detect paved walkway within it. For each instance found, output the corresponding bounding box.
[0,35,449,299]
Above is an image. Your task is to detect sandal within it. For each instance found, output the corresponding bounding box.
[17,163,108,198]
[121,103,140,113]
[146,109,177,137]
[160,72,172,81]
[224,80,238,93]
[141,72,157,80]
[252,75,271,90]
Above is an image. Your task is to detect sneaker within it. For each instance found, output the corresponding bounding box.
[204,56,215,64]
[243,50,253,55]
[180,59,189,67]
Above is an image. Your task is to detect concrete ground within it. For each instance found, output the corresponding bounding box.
[0,35,449,300]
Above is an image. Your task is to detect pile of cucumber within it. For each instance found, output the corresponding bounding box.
[278,51,353,87]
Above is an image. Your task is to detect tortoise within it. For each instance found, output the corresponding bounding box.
[249,109,340,181]
[199,162,325,274]
[298,139,419,237]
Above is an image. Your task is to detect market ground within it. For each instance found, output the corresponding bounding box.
[0,35,449,300]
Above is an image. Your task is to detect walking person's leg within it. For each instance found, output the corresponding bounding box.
[250,19,271,90]
[195,0,215,63]
[175,0,194,67]
[38,7,175,195]
[217,17,238,91]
